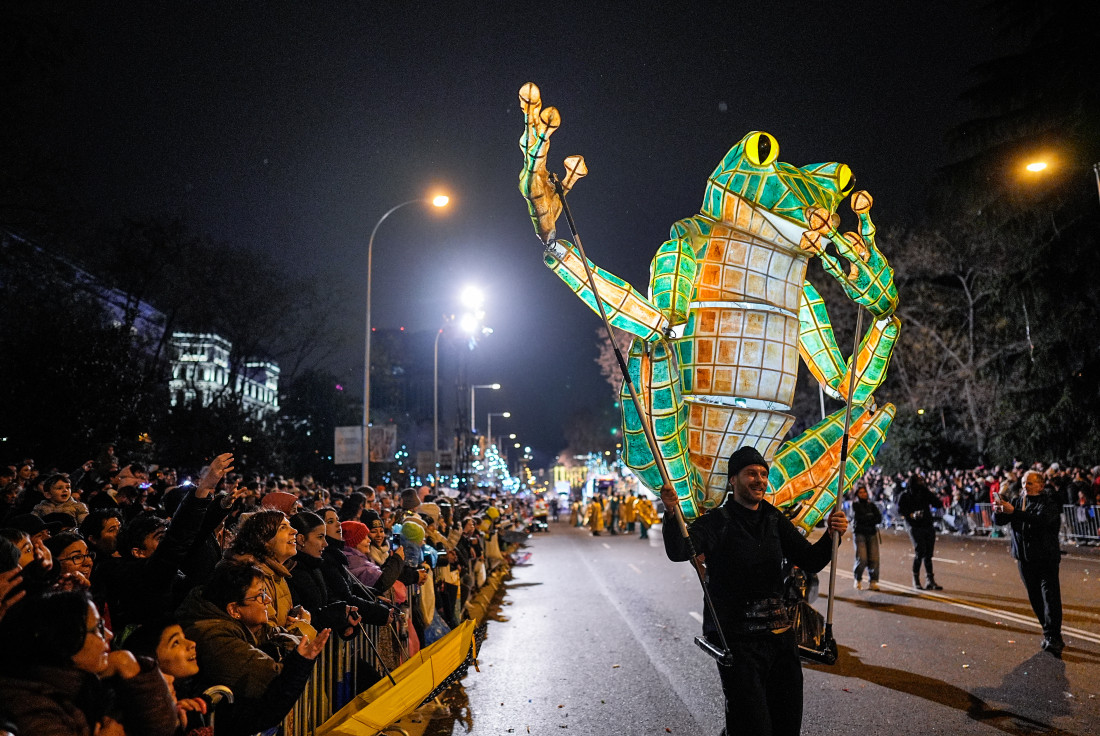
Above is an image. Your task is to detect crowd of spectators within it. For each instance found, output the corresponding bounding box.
[0,449,536,735]
[846,461,1100,543]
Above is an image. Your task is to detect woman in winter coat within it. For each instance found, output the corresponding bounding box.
[287,511,389,635]
[342,514,422,594]
[225,509,312,635]
[317,509,395,623]
[175,559,330,735]
[0,589,178,736]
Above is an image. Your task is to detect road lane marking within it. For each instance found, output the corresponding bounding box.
[602,543,611,549]
[628,563,642,575]
[570,539,710,733]
[931,557,961,564]
[833,569,1100,646]
[689,611,703,624]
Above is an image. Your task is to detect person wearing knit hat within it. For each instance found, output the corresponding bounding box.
[262,491,299,516]
[726,446,768,479]
[660,446,848,736]
[399,521,425,546]
[340,521,369,551]
[419,502,441,524]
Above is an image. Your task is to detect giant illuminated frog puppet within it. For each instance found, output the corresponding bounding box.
[517,83,901,532]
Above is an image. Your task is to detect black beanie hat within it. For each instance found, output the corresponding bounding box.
[727,446,768,478]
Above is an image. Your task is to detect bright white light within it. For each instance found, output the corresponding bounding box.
[509,433,516,439]
[490,383,501,390]
[461,286,484,310]
[1025,162,1047,173]
[502,412,511,418]
[459,313,479,333]
[432,195,450,207]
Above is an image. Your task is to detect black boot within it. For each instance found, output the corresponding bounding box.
[1042,635,1065,657]
[912,575,923,590]
[924,576,943,591]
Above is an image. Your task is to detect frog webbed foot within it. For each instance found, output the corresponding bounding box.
[767,403,896,532]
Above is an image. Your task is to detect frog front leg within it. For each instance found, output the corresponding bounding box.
[802,190,897,319]
[518,82,588,244]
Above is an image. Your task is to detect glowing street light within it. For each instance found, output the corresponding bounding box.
[1025,161,1048,173]
[487,411,511,446]
[363,193,449,486]
[470,383,500,433]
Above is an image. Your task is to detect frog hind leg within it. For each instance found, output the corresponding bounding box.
[766,402,895,533]
[619,337,705,520]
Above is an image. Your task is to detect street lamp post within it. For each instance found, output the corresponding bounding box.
[469,383,500,434]
[433,323,447,485]
[363,194,449,487]
[487,411,511,448]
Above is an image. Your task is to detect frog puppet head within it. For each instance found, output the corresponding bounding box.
[701,131,855,236]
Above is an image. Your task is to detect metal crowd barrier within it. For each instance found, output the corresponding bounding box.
[263,623,383,736]
[957,503,1007,535]
[1062,503,1100,545]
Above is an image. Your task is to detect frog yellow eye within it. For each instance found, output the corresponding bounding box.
[744,132,779,167]
[837,164,853,193]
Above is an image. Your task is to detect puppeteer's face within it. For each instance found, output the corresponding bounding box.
[730,465,769,508]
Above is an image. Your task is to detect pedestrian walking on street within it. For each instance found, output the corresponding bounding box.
[851,483,882,590]
[635,495,657,539]
[661,446,848,736]
[993,469,1065,656]
[608,493,620,535]
[898,475,943,590]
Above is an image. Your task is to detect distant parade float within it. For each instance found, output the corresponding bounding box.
[517,83,900,532]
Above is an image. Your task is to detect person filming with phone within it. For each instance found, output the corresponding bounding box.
[993,469,1065,656]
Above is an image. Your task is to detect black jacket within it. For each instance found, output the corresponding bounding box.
[663,499,832,638]
[852,499,882,536]
[104,490,212,632]
[993,490,1062,563]
[319,539,392,625]
[897,484,939,529]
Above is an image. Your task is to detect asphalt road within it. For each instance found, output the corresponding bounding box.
[424,518,1100,735]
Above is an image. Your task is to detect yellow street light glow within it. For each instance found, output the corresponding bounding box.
[432,195,450,207]
[1025,162,1048,173]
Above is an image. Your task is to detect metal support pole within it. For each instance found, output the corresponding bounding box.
[434,327,442,483]
[550,173,733,663]
[824,307,865,634]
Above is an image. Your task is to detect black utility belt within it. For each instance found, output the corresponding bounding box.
[727,597,791,635]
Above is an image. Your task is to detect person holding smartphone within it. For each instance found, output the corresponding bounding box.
[993,469,1065,656]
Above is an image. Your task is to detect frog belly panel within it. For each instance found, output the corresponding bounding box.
[678,216,809,507]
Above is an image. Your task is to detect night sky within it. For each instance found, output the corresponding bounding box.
[21,1,1005,466]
